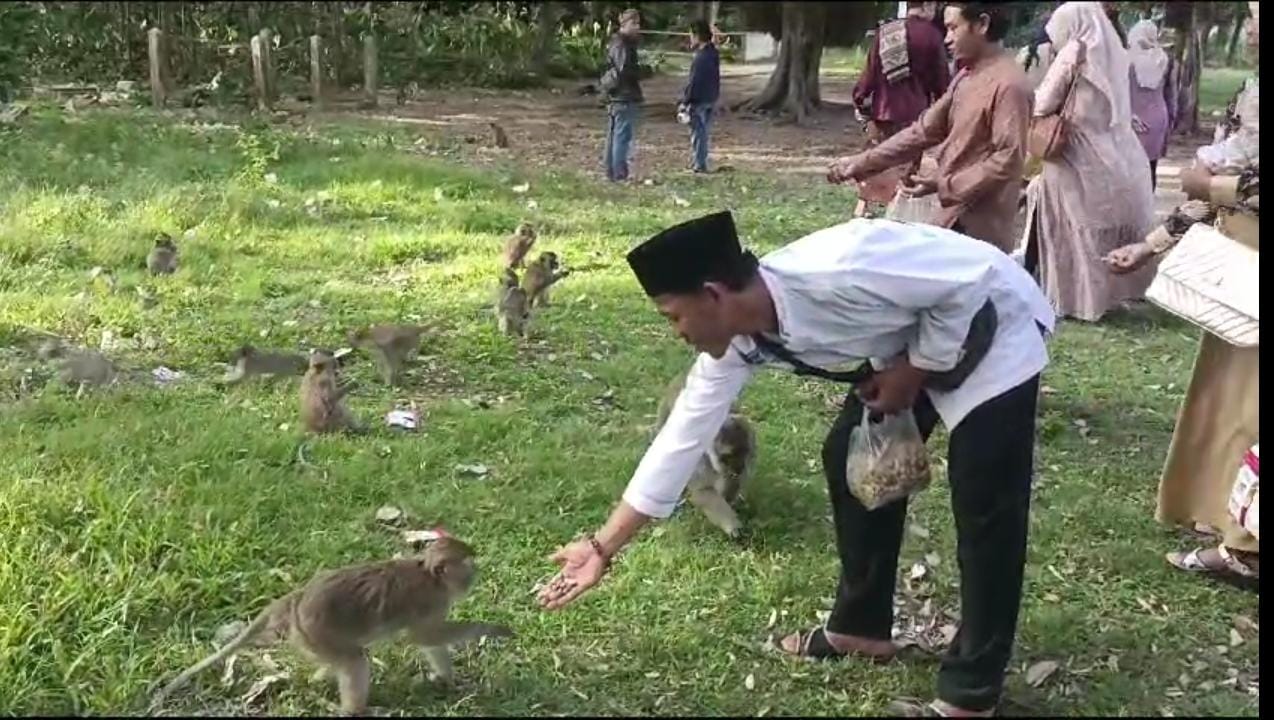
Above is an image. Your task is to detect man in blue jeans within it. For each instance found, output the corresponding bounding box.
[600,9,643,182]
[680,20,721,174]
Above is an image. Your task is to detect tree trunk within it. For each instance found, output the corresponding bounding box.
[532,1,560,77]
[693,1,719,25]
[1165,2,1202,136]
[741,2,826,124]
[1225,12,1246,66]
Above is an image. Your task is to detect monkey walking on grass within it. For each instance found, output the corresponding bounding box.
[150,535,513,715]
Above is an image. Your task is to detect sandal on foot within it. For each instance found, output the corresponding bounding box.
[1166,546,1259,592]
[887,698,996,717]
[774,626,894,663]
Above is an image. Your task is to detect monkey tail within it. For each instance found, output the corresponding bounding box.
[148,609,272,710]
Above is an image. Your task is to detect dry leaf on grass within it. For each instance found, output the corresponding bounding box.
[240,672,289,706]
[375,505,405,525]
[744,673,756,691]
[1025,660,1060,688]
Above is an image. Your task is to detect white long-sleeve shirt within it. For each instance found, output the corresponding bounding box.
[623,219,1057,519]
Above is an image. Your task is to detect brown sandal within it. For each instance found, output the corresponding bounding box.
[1166,545,1259,592]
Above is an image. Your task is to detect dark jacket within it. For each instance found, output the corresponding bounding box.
[682,42,721,106]
[599,33,643,104]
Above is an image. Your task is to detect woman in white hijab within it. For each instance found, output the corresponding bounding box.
[1023,1,1156,322]
[1127,20,1175,188]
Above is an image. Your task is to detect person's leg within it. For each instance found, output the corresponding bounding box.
[803,391,940,648]
[603,104,618,181]
[1150,159,1158,190]
[690,103,712,172]
[613,102,636,181]
[935,375,1040,713]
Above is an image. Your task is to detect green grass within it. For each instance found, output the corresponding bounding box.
[0,102,1258,717]
[1198,66,1250,119]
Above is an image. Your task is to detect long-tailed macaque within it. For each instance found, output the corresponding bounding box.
[150,536,513,715]
[654,372,757,538]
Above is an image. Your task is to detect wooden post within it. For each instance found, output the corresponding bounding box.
[148,28,167,108]
[310,35,324,107]
[259,30,277,102]
[250,33,271,111]
[362,32,378,108]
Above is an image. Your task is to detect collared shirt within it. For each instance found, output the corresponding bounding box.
[622,219,1056,519]
[855,50,1032,253]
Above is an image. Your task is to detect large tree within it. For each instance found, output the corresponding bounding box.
[735,1,885,124]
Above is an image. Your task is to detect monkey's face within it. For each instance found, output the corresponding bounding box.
[423,538,479,595]
[308,351,337,374]
[654,286,736,360]
[517,223,536,240]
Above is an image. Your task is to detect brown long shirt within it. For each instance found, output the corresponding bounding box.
[855,50,1031,252]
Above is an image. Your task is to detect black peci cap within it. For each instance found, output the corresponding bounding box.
[626,211,747,297]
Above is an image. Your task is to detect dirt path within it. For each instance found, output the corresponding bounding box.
[313,64,1208,223]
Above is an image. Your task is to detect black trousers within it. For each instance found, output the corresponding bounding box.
[822,375,1040,712]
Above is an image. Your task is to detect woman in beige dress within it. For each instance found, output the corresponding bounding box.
[1106,4,1260,589]
[1025,1,1155,322]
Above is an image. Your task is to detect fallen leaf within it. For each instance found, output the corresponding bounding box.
[939,623,958,644]
[1229,628,1244,647]
[908,523,930,539]
[433,187,445,201]
[375,505,405,525]
[745,673,756,690]
[925,552,941,567]
[455,463,490,477]
[1026,660,1060,688]
[402,529,443,545]
[220,653,239,686]
[671,194,690,207]
[909,563,927,581]
[766,608,778,629]
[1041,385,1057,395]
[1233,615,1258,634]
[512,183,530,194]
[241,672,289,706]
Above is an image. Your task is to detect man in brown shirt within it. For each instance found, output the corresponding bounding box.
[830,3,1031,254]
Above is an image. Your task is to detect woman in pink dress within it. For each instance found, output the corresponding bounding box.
[1127,20,1175,188]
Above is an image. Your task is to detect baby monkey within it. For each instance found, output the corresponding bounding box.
[521,252,570,309]
[147,233,179,275]
[220,345,307,385]
[347,324,428,386]
[150,535,513,715]
[300,349,363,434]
[489,121,510,149]
[654,372,757,539]
[496,270,531,338]
[502,222,537,270]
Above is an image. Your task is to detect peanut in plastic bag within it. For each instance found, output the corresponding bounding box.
[846,409,932,511]
[885,188,940,225]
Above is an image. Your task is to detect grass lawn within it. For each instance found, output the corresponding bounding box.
[0,74,1258,716]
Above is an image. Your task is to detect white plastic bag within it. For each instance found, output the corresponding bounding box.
[885,188,940,225]
[846,409,932,510]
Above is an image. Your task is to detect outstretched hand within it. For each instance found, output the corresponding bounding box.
[536,538,608,611]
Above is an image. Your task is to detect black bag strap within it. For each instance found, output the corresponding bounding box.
[749,333,875,384]
[748,299,998,391]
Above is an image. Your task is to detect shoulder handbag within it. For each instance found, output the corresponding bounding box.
[1027,42,1085,161]
[1145,222,1259,347]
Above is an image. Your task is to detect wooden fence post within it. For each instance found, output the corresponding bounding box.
[260,30,277,102]
[250,32,271,111]
[310,35,324,107]
[362,32,378,108]
[148,28,167,108]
